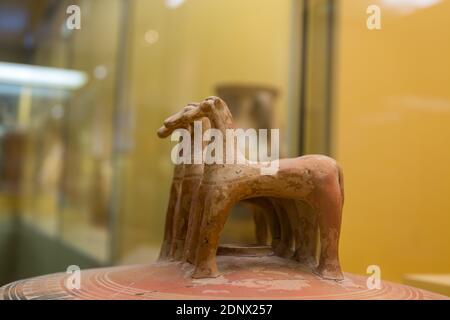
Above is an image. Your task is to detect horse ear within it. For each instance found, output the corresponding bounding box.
[213,96,225,105]
[200,100,213,112]
[209,96,228,110]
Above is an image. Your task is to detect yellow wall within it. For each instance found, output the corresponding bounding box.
[335,0,450,282]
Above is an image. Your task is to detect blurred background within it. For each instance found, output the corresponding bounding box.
[0,0,449,295]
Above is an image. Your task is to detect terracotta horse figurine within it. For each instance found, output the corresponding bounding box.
[157,103,305,264]
[158,97,344,280]
[159,112,210,260]
[159,107,294,261]
[166,104,319,265]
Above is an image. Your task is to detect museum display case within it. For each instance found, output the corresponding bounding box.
[0,0,449,301]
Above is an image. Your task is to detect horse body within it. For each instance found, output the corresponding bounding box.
[159,97,344,280]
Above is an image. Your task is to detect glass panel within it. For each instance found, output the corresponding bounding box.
[0,0,122,264]
[55,0,122,263]
[115,0,300,263]
[0,0,308,280]
[301,0,335,155]
[1,0,449,289]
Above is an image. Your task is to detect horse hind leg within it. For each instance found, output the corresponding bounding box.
[314,170,344,280]
[294,200,319,270]
[270,199,294,259]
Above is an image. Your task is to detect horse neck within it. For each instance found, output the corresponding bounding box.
[206,107,248,166]
[207,107,235,135]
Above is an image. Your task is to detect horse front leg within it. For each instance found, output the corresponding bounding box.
[242,198,281,249]
[169,176,202,260]
[159,165,184,260]
[258,198,281,250]
[250,204,269,245]
[183,183,207,263]
[168,182,191,260]
[192,187,234,278]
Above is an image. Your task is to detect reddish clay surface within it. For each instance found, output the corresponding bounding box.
[0,256,447,300]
